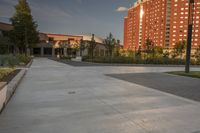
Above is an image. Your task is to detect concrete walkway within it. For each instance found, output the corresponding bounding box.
[0,58,200,133]
[107,73,200,102]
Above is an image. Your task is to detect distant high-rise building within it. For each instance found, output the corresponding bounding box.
[124,0,200,50]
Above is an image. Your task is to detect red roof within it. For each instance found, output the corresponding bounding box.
[0,22,13,31]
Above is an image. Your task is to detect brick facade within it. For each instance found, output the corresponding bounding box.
[124,0,200,50]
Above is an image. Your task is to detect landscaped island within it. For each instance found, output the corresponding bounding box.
[167,71,200,79]
[0,68,21,83]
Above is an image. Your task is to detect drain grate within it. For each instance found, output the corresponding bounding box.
[68,91,76,94]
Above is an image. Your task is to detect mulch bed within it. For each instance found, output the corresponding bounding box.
[0,69,20,83]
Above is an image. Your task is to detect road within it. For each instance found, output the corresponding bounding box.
[0,58,200,133]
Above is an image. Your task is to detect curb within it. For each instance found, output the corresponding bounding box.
[26,59,33,68]
[0,82,7,113]
[0,59,33,114]
[5,69,26,104]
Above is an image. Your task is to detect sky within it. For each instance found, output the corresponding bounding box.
[0,0,135,43]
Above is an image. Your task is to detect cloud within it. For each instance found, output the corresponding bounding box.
[116,6,128,12]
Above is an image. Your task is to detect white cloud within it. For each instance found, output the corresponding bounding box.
[116,6,128,12]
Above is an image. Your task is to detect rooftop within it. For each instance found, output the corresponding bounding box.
[0,22,13,31]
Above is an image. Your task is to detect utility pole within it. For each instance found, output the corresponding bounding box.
[185,0,194,73]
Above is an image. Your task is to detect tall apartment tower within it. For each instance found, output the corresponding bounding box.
[124,0,200,50]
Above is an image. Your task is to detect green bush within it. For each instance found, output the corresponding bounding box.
[82,56,199,65]
[16,54,31,65]
[0,55,19,67]
[0,54,31,67]
[60,56,71,60]
[83,56,134,64]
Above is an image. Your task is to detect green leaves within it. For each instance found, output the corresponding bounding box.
[0,35,12,54]
[172,40,187,59]
[88,34,97,57]
[10,0,39,54]
[104,33,117,56]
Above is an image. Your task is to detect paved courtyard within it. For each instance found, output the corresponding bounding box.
[0,58,200,133]
[107,73,200,102]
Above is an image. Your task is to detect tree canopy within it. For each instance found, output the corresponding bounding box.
[0,34,12,54]
[104,33,116,56]
[10,0,39,54]
[88,34,96,57]
[172,40,186,58]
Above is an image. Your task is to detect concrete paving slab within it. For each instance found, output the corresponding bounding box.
[0,58,200,133]
[107,73,200,102]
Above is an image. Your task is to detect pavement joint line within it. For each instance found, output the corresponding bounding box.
[89,91,151,132]
[1,58,200,133]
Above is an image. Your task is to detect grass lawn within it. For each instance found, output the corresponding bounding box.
[167,71,200,79]
[0,68,15,81]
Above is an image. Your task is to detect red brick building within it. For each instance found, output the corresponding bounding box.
[169,0,200,48]
[124,0,200,50]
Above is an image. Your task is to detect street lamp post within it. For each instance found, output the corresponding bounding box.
[185,0,194,73]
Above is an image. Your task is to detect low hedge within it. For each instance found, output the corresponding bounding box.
[60,56,71,60]
[16,54,31,65]
[0,55,19,67]
[83,56,198,65]
[83,56,134,64]
[0,54,31,67]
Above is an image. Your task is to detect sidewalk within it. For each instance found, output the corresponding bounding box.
[107,72,200,102]
[0,58,200,133]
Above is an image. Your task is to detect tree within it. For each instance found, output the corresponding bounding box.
[145,38,154,53]
[136,46,142,58]
[194,46,200,64]
[10,0,39,54]
[104,33,116,57]
[145,38,154,58]
[172,40,186,59]
[113,40,121,57]
[163,51,170,58]
[88,34,96,58]
[0,34,12,54]
[119,48,126,57]
[79,39,87,56]
[154,46,163,57]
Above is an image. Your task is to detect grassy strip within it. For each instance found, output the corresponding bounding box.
[0,68,15,81]
[167,71,200,79]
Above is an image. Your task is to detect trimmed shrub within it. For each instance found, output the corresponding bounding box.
[60,56,71,60]
[0,54,31,67]
[16,54,31,65]
[0,55,19,67]
[82,56,199,65]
